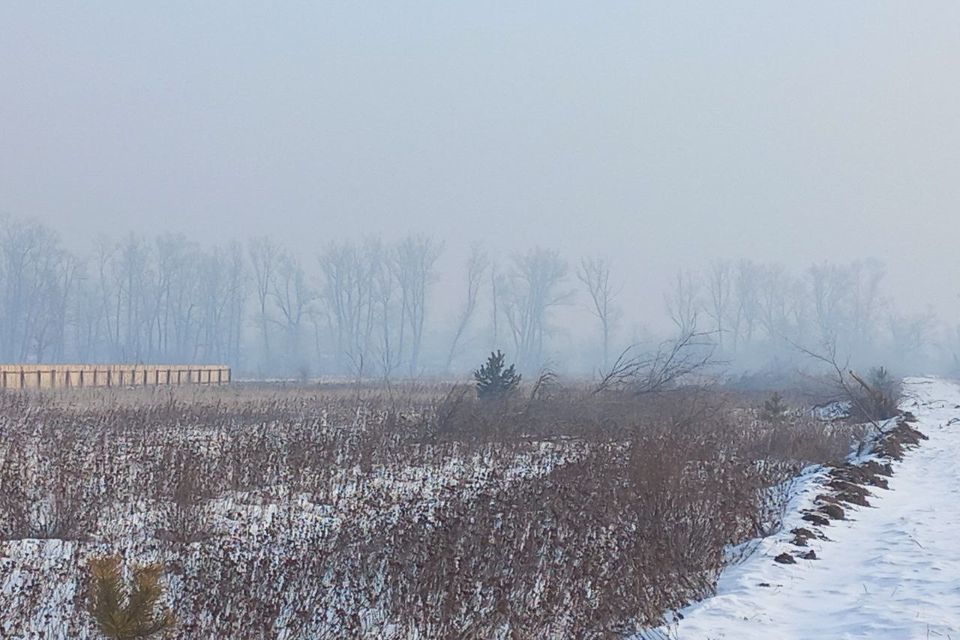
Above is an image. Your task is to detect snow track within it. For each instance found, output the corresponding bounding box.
[660,377,960,640]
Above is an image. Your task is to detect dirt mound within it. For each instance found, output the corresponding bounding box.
[874,422,929,460]
[774,414,925,566]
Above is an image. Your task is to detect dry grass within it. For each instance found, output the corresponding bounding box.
[0,383,859,639]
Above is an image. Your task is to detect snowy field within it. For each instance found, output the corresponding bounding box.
[0,382,910,638]
[655,377,960,640]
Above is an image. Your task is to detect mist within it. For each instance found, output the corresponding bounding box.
[2,2,959,379]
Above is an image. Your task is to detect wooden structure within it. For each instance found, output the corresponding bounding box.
[0,364,231,390]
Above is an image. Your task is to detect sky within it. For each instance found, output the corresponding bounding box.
[1,2,959,325]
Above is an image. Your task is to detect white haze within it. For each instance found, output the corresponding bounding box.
[1,2,959,377]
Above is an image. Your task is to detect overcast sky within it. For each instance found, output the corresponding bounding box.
[2,2,959,323]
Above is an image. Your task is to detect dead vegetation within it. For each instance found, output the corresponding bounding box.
[0,382,863,638]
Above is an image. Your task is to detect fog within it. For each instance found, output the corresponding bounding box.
[1,3,959,378]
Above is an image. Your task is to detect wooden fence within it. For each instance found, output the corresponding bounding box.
[0,365,231,390]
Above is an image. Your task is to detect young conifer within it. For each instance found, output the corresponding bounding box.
[88,555,174,639]
[473,350,521,399]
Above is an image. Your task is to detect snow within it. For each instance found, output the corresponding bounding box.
[652,377,960,639]
[0,430,582,638]
[5,379,960,637]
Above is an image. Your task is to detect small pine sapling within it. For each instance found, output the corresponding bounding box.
[473,350,521,399]
[761,392,790,422]
[88,555,174,639]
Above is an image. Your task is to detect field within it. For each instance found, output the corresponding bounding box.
[0,382,860,639]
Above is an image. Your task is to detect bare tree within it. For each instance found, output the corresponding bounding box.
[222,242,249,367]
[0,218,78,363]
[664,270,700,336]
[887,310,936,371]
[118,235,154,361]
[248,237,279,370]
[807,259,886,360]
[577,256,619,370]
[732,259,761,351]
[391,235,442,376]
[755,263,796,346]
[490,263,502,351]
[372,243,399,379]
[849,259,885,350]
[706,260,732,352]
[807,262,849,348]
[501,248,569,372]
[33,249,80,362]
[72,261,105,362]
[790,337,884,433]
[445,244,488,372]
[806,260,884,362]
[89,233,157,363]
[152,233,204,362]
[269,252,317,373]
[594,322,716,394]
[318,238,379,375]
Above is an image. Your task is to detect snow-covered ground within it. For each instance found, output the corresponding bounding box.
[655,377,960,639]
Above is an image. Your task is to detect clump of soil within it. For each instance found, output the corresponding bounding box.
[802,512,830,527]
[836,491,870,507]
[828,479,872,506]
[774,414,926,567]
[830,464,889,489]
[817,503,845,520]
[874,422,928,460]
[789,527,818,547]
[862,460,894,477]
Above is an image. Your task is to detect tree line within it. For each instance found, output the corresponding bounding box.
[0,215,952,378]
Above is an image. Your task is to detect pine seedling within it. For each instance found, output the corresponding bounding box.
[88,555,174,639]
[761,392,790,423]
[473,350,522,399]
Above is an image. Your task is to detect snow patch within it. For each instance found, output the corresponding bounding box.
[646,377,960,639]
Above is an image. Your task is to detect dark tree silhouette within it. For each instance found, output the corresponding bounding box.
[473,350,521,399]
